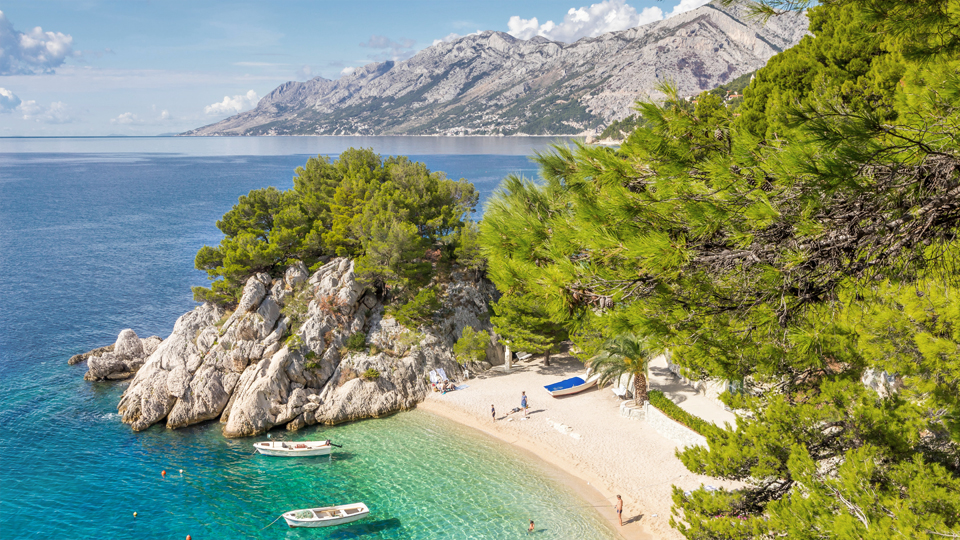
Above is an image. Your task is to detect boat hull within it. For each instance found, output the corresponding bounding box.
[254,441,332,457]
[282,503,370,528]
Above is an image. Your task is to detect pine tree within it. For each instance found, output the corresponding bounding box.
[479,1,960,536]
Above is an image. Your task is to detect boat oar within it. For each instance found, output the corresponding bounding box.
[329,442,343,448]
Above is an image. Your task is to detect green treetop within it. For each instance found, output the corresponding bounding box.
[193,148,478,305]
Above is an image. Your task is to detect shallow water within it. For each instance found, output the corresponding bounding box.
[0,137,617,540]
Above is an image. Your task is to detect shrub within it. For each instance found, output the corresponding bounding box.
[345,332,367,351]
[453,326,489,364]
[338,367,358,386]
[389,287,441,329]
[647,390,717,437]
[304,350,319,370]
[393,330,421,355]
[361,368,381,381]
[214,310,234,328]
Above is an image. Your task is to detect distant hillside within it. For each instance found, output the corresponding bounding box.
[600,69,756,140]
[184,2,807,137]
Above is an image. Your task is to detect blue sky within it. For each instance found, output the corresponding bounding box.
[0,0,710,136]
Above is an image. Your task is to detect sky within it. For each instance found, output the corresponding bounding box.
[0,0,712,136]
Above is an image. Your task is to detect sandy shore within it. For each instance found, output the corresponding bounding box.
[418,353,740,540]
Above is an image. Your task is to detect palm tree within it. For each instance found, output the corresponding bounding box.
[590,333,653,404]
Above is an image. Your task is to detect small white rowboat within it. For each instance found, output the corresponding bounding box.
[282,502,370,528]
[253,439,337,457]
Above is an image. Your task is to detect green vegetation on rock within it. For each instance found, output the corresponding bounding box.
[193,148,478,305]
[453,326,490,364]
[387,287,442,329]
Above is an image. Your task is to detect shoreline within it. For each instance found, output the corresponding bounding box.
[415,354,742,540]
[416,400,652,540]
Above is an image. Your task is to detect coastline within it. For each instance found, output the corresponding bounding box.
[416,401,652,540]
[416,354,742,540]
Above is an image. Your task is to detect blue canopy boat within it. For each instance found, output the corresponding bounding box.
[543,370,601,397]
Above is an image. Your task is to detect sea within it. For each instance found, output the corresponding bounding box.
[0,137,621,540]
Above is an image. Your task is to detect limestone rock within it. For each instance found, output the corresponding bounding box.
[114,329,144,358]
[94,257,498,438]
[117,302,224,430]
[183,2,808,137]
[83,329,157,381]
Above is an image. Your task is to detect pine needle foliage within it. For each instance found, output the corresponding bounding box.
[480,1,960,537]
[193,148,478,305]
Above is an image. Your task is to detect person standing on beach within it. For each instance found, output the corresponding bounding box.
[616,495,623,526]
[528,519,535,533]
[491,404,496,422]
[521,391,528,418]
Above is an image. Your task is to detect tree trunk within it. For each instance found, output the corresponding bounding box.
[634,372,648,405]
[544,350,551,367]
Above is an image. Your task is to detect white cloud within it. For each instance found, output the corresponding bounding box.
[111,112,142,125]
[18,100,73,123]
[505,0,711,43]
[204,90,260,115]
[296,65,313,80]
[340,66,356,77]
[432,32,481,46]
[360,34,418,62]
[667,0,713,17]
[0,10,76,75]
[0,87,21,112]
[507,0,663,42]
[433,33,462,46]
[159,109,171,121]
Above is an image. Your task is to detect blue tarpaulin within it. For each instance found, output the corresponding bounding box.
[544,377,585,393]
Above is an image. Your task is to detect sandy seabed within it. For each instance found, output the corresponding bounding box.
[418,354,740,540]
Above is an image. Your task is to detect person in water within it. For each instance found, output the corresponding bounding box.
[528,519,535,533]
[616,494,623,526]
[521,391,528,418]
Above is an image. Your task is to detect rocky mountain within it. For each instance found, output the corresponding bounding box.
[183,1,807,137]
[76,258,500,437]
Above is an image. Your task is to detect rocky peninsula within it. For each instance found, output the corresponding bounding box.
[76,258,499,437]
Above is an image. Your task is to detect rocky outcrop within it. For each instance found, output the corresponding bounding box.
[81,330,161,380]
[99,258,495,437]
[182,1,808,137]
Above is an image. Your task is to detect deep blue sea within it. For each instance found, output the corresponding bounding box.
[0,137,619,540]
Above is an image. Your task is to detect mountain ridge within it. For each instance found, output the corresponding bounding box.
[184,2,808,137]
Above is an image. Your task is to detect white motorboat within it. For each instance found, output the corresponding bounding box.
[282,502,370,528]
[253,439,338,457]
[543,371,601,397]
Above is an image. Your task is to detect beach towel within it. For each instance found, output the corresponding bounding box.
[429,370,438,384]
[455,385,468,391]
[437,367,448,381]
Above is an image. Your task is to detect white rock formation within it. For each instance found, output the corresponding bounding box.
[94,258,496,437]
[83,329,162,381]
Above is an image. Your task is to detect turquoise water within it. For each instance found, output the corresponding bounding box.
[0,137,618,539]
